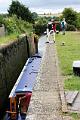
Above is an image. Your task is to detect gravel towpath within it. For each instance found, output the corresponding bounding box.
[26,41,72,120]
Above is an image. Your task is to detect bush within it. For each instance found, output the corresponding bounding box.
[33,24,47,35]
[33,17,48,35]
[66,24,76,31]
[3,16,20,34]
[0,15,4,27]
[3,15,33,35]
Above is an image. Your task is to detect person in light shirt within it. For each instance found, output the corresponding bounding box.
[61,18,67,35]
[46,19,56,43]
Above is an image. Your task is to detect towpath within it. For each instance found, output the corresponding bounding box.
[26,36,72,120]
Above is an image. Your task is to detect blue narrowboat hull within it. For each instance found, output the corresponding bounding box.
[5,54,42,120]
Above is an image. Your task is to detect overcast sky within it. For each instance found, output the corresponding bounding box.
[0,0,80,14]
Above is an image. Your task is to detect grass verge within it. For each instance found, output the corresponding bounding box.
[0,33,19,44]
[56,32,80,90]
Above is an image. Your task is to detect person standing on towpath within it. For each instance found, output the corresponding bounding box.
[46,19,56,43]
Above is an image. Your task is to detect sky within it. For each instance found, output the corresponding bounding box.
[0,0,80,14]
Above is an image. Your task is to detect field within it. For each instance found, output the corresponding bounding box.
[56,31,80,90]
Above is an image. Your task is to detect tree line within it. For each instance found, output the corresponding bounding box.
[0,1,80,36]
[62,8,80,31]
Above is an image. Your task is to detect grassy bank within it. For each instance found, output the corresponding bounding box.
[0,15,34,45]
[0,33,19,44]
[0,28,33,45]
[56,32,80,90]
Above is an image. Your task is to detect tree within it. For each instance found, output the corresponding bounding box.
[33,17,48,35]
[63,8,77,26]
[32,12,38,21]
[8,0,33,22]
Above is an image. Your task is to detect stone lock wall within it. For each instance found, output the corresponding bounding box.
[27,35,38,56]
[0,34,38,117]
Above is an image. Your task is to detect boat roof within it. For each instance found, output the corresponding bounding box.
[9,54,42,98]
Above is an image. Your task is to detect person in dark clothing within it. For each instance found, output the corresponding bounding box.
[46,19,56,42]
[47,22,53,32]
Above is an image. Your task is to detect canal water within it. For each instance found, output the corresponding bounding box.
[38,35,47,56]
